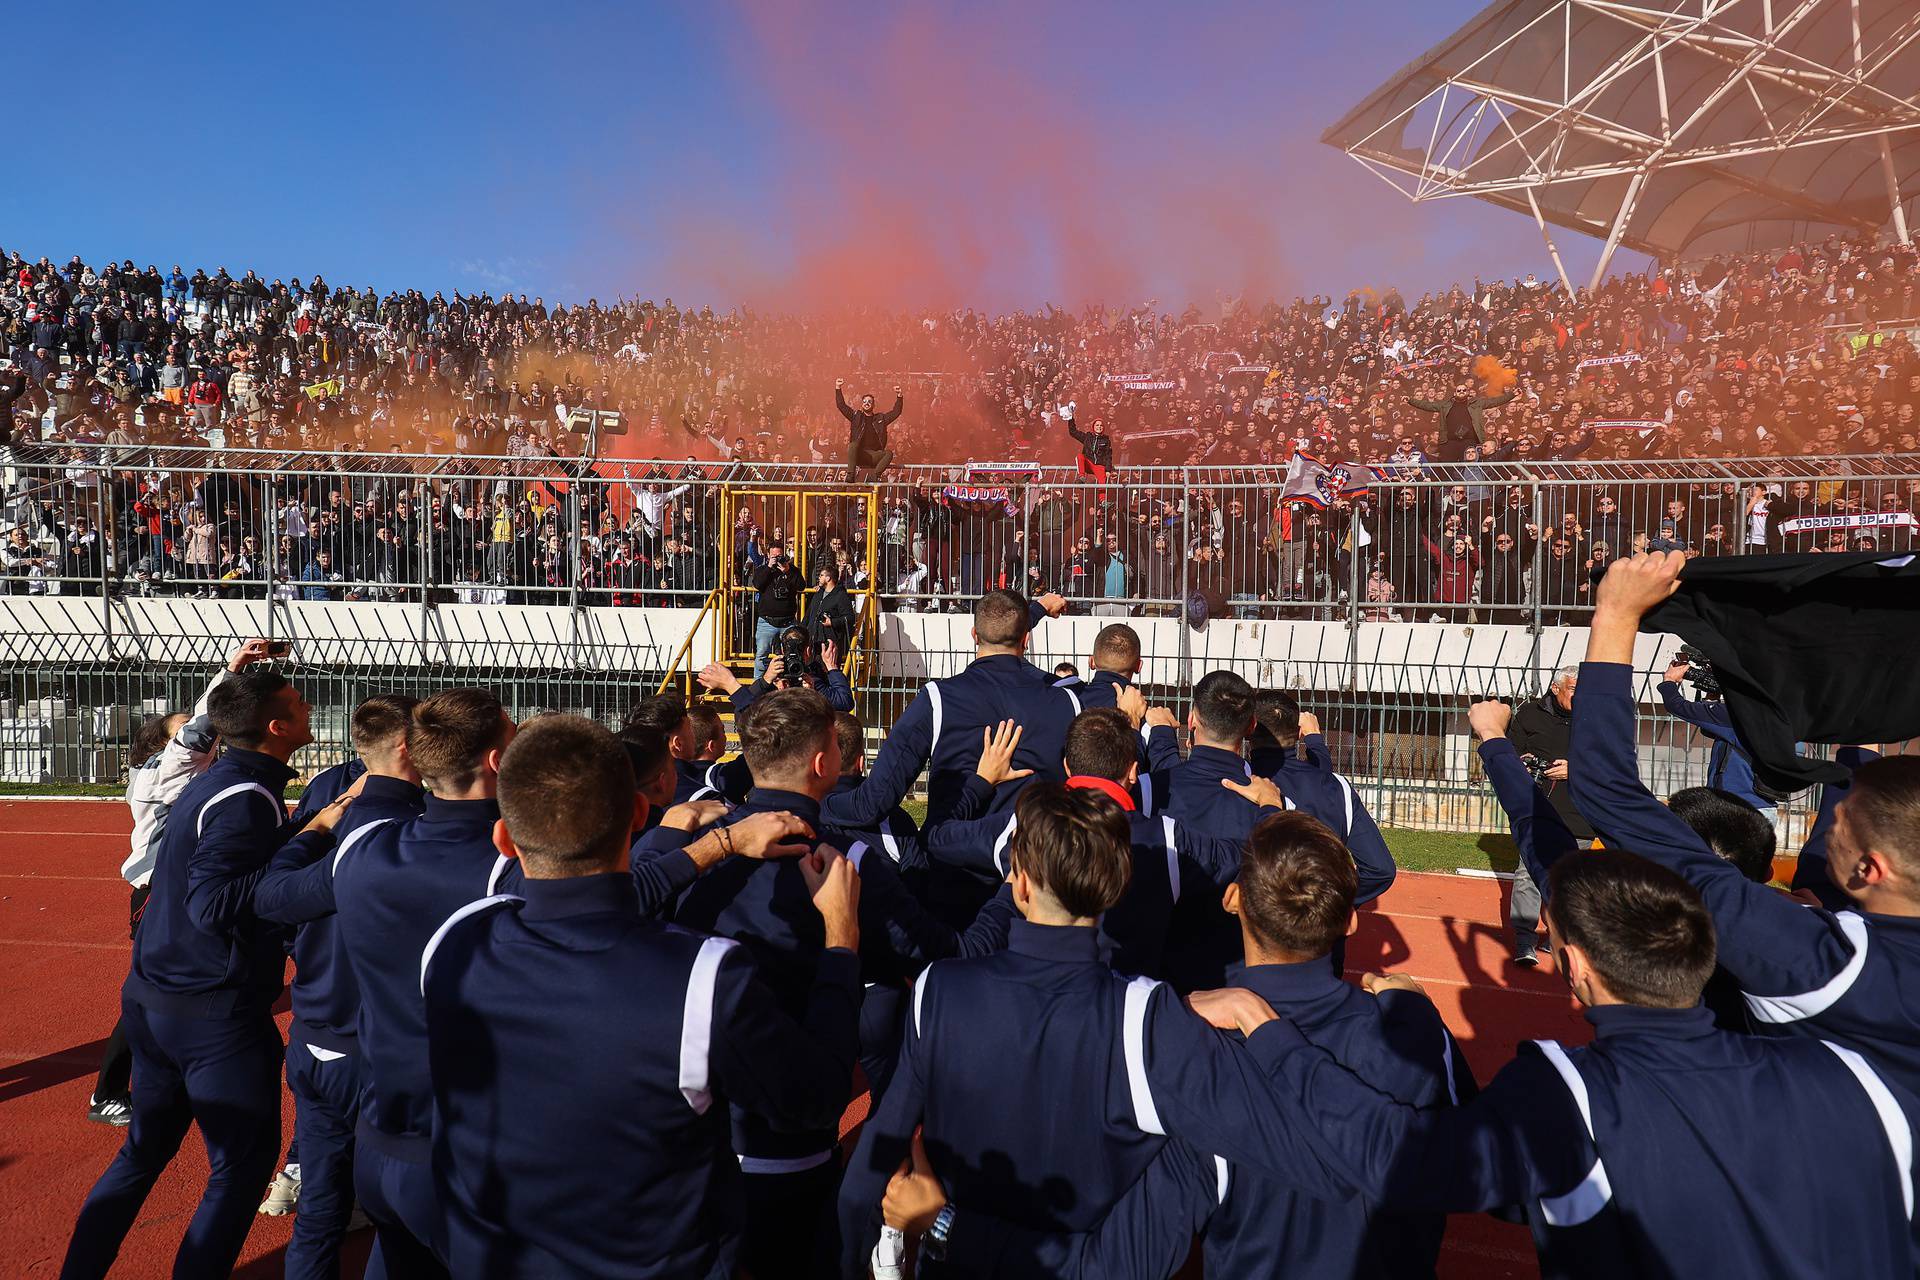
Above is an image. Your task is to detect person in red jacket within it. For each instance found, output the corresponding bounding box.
[185,370,223,437]
[1420,531,1479,622]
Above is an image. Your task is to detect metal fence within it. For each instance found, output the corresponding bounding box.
[1,442,1913,849]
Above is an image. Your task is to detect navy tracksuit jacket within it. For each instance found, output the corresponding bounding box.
[1242,1001,1920,1279]
[838,922,1362,1278]
[922,773,1253,981]
[1656,680,1774,811]
[823,648,1080,831]
[287,755,368,828]
[253,772,427,1280]
[420,872,863,1279]
[1250,733,1398,905]
[657,786,1015,1167]
[66,748,297,1280]
[1570,661,1920,1101]
[945,960,1474,1279]
[332,795,711,1267]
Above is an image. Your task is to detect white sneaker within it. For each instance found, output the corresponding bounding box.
[258,1168,300,1216]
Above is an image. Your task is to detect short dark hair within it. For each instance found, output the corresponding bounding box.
[973,589,1031,646]
[1065,708,1137,783]
[620,726,674,799]
[620,694,688,742]
[498,716,634,874]
[834,712,864,775]
[1091,623,1141,673]
[408,688,509,792]
[1845,756,1920,885]
[350,693,419,756]
[206,669,290,749]
[1546,850,1716,1008]
[1192,670,1256,742]
[1008,781,1131,917]
[1250,689,1301,750]
[684,705,726,758]
[1669,787,1776,883]
[1238,811,1356,958]
[741,688,835,779]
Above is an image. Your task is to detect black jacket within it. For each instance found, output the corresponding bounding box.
[836,388,903,451]
[752,560,805,624]
[1510,690,1591,839]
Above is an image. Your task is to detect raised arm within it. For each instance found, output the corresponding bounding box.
[1469,699,1579,903]
[822,690,934,830]
[835,384,855,423]
[1576,553,1863,1008]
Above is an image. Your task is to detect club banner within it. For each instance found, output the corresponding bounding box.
[1225,364,1272,375]
[1779,512,1918,534]
[1120,379,1177,391]
[1129,427,1200,443]
[941,484,1018,516]
[1101,373,1159,385]
[1577,354,1644,371]
[302,378,344,401]
[966,463,1040,484]
[1584,419,1665,431]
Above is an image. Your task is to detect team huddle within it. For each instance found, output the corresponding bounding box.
[56,551,1920,1280]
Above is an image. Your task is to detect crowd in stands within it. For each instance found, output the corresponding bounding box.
[3,237,1918,616]
[57,559,1920,1280]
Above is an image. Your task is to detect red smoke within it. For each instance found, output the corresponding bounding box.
[655,2,1299,312]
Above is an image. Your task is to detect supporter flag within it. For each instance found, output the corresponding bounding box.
[1281,453,1375,510]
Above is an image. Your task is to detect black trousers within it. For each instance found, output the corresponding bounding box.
[91,884,151,1100]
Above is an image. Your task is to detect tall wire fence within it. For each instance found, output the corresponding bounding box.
[2,443,1913,847]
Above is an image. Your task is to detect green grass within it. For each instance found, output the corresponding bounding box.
[900,798,1512,876]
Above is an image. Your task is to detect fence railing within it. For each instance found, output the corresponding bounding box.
[0,443,1912,847]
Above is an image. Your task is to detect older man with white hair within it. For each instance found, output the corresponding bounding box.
[1505,665,1587,966]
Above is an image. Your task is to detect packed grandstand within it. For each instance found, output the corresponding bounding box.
[1,237,1917,616]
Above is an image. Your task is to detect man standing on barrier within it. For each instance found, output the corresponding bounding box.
[837,378,902,484]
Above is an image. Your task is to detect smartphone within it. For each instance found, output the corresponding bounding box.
[266,640,292,658]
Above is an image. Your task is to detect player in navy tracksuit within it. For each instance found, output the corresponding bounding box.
[330,688,818,1277]
[1248,690,1397,907]
[880,810,1472,1279]
[1573,551,1920,1100]
[651,688,1018,1274]
[1183,851,1918,1279]
[824,589,1076,840]
[252,695,424,1280]
[839,781,1369,1279]
[420,715,864,1279]
[63,669,337,1280]
[832,711,922,873]
[620,694,730,806]
[923,709,1270,982]
[1153,670,1292,987]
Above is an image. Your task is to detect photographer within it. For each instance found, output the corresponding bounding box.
[701,629,853,713]
[751,538,806,679]
[1504,667,1587,966]
[805,563,858,657]
[1658,654,1777,818]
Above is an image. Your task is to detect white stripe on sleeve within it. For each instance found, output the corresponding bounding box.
[679,936,739,1114]
[1122,976,1167,1135]
[1742,912,1870,1026]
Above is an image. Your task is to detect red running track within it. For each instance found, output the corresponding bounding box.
[0,799,1580,1278]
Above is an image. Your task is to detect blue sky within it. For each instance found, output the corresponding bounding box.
[5,2,1645,309]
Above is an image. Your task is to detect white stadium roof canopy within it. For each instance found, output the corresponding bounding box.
[1323,0,1920,288]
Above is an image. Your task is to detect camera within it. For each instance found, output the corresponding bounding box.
[777,630,811,684]
[1674,644,1720,697]
[1519,753,1553,783]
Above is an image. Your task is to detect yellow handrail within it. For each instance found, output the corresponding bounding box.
[658,587,722,697]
